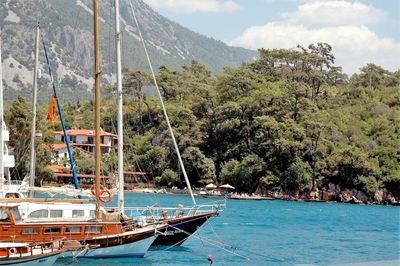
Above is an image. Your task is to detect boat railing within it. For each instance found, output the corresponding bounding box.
[111,199,226,222]
[5,180,22,186]
[0,239,64,258]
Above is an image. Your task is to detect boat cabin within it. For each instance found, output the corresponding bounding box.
[0,204,22,224]
[19,203,97,221]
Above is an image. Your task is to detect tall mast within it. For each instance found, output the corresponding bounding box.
[115,0,124,214]
[0,40,4,189]
[29,23,40,197]
[93,0,101,219]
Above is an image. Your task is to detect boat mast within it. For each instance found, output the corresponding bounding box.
[115,0,124,214]
[93,0,102,219]
[29,23,40,197]
[0,40,4,189]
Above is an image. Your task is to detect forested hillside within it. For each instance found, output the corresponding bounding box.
[6,43,400,203]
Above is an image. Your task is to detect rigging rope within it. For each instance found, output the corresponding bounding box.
[127,0,196,205]
[169,225,251,261]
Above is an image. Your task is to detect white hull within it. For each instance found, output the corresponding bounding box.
[74,235,156,259]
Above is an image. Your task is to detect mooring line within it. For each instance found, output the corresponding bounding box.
[169,225,251,260]
[205,219,286,262]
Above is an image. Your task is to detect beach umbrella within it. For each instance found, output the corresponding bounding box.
[205,183,217,189]
[219,184,235,190]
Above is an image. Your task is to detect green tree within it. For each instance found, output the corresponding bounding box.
[220,154,265,193]
[281,160,311,193]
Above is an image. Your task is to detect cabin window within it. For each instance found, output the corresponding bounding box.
[44,227,61,234]
[5,193,20,198]
[22,228,39,234]
[12,208,22,221]
[50,210,63,218]
[85,226,102,233]
[65,227,81,233]
[72,210,84,217]
[89,210,95,217]
[28,209,48,218]
[0,210,10,222]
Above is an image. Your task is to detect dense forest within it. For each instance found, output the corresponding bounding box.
[5,43,400,203]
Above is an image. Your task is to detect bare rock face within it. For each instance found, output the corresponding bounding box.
[354,190,368,203]
[1,0,257,101]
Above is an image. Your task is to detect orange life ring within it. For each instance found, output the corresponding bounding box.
[90,184,105,196]
[99,189,112,203]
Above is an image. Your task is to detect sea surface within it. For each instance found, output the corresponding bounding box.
[55,192,399,266]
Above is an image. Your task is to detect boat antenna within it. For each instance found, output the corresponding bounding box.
[115,0,124,215]
[93,0,102,219]
[29,23,40,197]
[128,0,197,205]
[0,39,4,189]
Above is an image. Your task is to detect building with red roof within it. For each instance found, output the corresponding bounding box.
[54,129,117,155]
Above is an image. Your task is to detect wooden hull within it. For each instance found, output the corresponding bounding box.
[80,225,159,258]
[0,221,123,243]
[0,251,61,266]
[151,212,217,246]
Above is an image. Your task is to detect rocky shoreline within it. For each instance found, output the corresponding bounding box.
[127,185,400,206]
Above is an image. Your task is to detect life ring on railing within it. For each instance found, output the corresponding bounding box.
[8,247,17,256]
[90,184,105,196]
[99,189,112,203]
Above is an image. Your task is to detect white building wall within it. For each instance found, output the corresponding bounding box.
[103,136,112,146]
[52,147,69,164]
[76,135,88,144]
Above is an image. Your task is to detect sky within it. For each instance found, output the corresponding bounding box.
[142,0,400,74]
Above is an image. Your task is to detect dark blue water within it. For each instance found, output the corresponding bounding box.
[55,192,399,266]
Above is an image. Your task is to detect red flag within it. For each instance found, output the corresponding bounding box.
[47,94,57,126]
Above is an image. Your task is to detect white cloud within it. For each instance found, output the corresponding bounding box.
[144,0,240,13]
[229,1,398,74]
[282,1,386,27]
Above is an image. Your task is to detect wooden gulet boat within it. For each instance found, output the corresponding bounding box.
[0,202,166,258]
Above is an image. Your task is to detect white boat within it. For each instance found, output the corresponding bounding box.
[72,233,156,259]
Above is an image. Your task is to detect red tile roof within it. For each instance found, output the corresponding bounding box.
[46,165,66,173]
[54,129,117,138]
[50,143,68,150]
[124,171,147,175]
[54,173,111,179]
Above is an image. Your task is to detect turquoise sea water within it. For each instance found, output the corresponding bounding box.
[55,192,399,266]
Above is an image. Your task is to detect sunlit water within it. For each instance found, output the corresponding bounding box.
[54,192,399,265]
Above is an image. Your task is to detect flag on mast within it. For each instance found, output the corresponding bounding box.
[47,94,57,126]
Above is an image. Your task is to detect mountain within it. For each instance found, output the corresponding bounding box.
[0,0,257,102]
